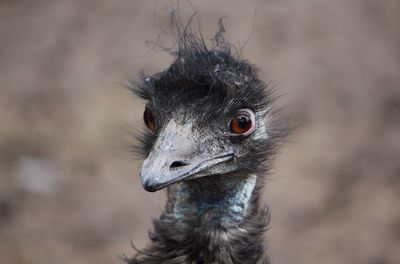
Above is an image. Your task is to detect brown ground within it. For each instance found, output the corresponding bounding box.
[0,1,399,263]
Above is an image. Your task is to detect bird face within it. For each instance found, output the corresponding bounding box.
[140,105,260,192]
[133,49,278,192]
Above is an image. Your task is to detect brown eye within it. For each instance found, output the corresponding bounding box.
[229,109,256,136]
[143,107,156,132]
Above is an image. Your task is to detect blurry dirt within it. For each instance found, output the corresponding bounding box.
[0,1,399,263]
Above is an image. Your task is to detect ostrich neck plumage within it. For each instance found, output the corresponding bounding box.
[126,173,270,264]
[171,173,257,223]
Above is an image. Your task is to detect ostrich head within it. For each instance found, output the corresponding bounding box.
[132,40,284,193]
[129,14,287,197]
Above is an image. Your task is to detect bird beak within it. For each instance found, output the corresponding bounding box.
[139,120,234,192]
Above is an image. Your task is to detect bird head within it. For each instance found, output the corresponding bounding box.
[132,45,284,192]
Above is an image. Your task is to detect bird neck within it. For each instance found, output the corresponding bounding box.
[127,173,270,263]
[170,173,257,223]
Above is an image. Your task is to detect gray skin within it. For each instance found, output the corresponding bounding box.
[141,118,237,192]
[140,105,265,192]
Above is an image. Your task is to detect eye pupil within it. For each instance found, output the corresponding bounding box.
[237,116,249,128]
[143,107,156,132]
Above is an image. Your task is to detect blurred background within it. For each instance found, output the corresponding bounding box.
[1,0,399,263]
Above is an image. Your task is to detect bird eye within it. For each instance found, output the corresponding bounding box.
[143,106,156,133]
[229,109,256,136]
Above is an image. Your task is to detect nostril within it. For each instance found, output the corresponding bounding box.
[169,160,189,169]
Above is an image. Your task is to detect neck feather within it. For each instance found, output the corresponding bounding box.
[171,173,257,222]
[126,173,270,264]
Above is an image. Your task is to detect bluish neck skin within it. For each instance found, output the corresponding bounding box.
[172,173,257,223]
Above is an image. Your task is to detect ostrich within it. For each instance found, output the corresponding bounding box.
[125,17,287,264]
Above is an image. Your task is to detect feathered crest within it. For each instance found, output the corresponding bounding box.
[131,12,270,116]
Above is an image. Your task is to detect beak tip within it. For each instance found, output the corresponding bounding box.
[140,172,160,192]
[143,182,158,192]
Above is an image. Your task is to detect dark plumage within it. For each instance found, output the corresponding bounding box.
[125,15,287,264]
